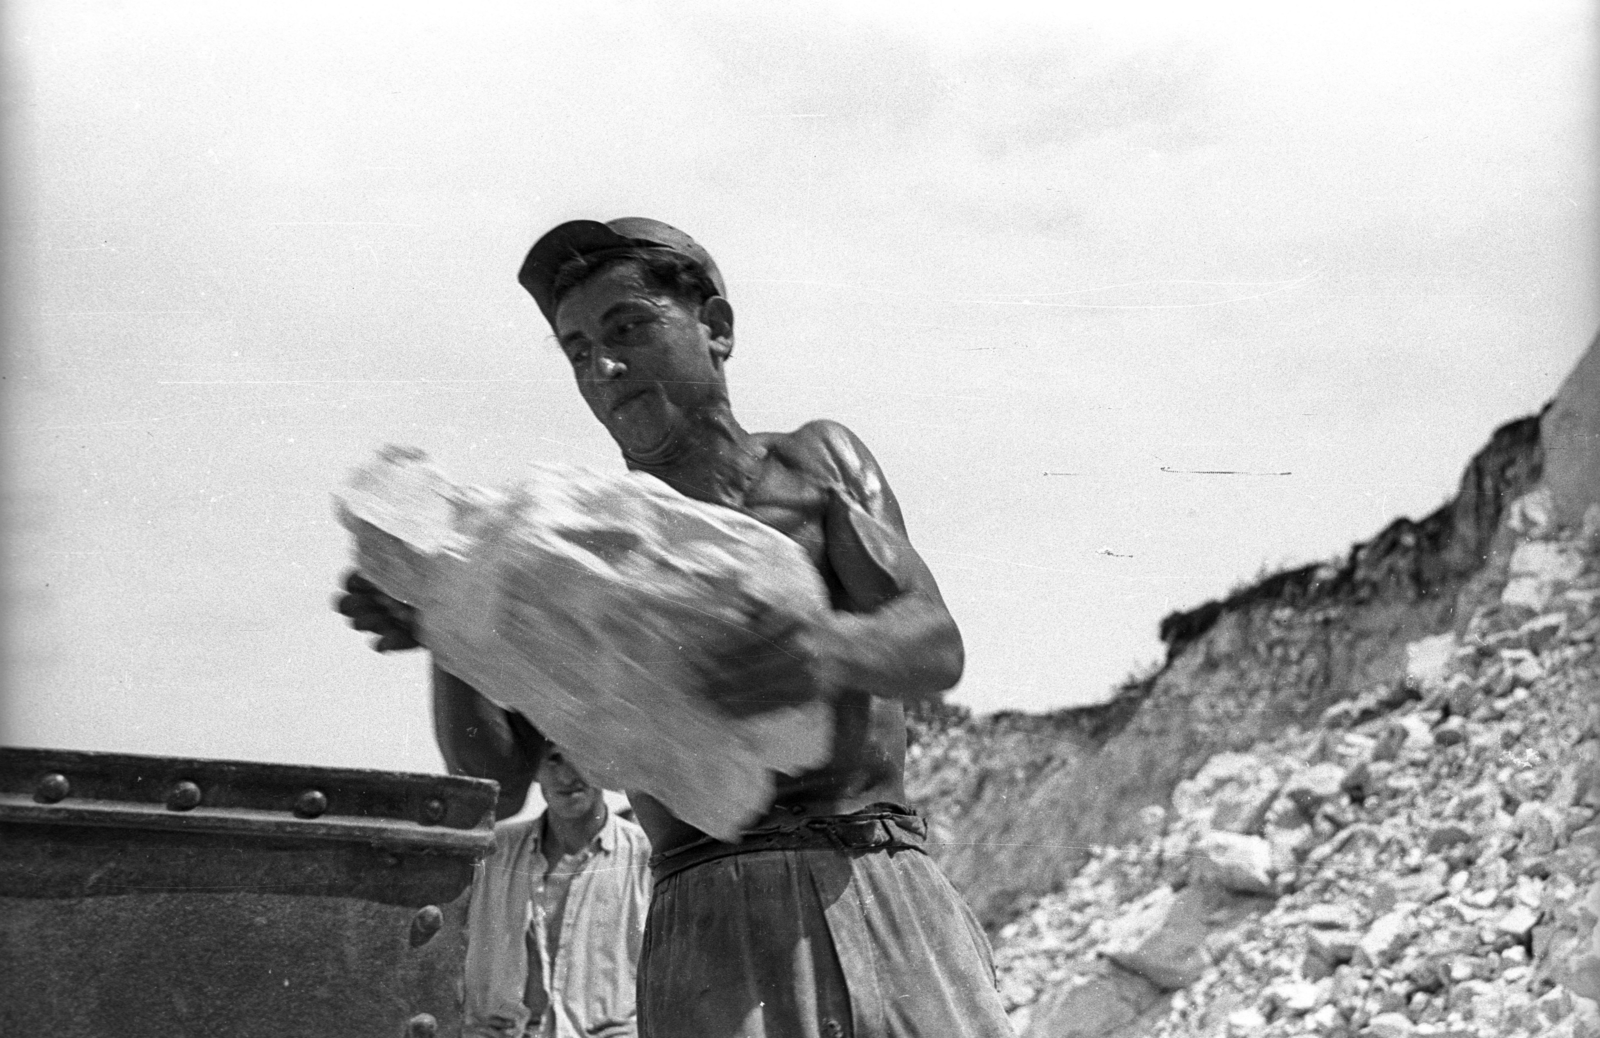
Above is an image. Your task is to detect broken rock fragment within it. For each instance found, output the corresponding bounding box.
[1433,715,1469,747]
[1172,752,1286,835]
[1497,904,1542,942]
[1306,928,1360,968]
[1356,906,1417,968]
[1265,978,1324,1015]
[1502,540,1586,611]
[1100,886,1214,990]
[1020,961,1165,1038]
[1283,762,1349,820]
[1361,1010,1416,1037]
[1195,831,1276,895]
[335,447,835,840]
[1515,801,1561,857]
[1425,823,1475,855]
[1405,633,1457,692]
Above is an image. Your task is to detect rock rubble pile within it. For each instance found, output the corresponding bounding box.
[986,502,1600,1038]
[908,405,1552,929]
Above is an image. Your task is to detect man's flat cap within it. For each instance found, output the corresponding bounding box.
[518,217,725,328]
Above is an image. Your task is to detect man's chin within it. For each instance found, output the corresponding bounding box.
[615,428,680,464]
[549,792,601,817]
[605,409,684,463]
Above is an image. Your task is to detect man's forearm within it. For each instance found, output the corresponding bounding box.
[826,596,964,703]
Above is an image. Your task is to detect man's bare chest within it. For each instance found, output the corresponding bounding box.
[738,461,833,568]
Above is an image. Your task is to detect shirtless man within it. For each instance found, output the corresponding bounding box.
[338,218,1013,1037]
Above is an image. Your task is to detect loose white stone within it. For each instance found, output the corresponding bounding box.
[1502,541,1586,611]
[1363,1010,1416,1037]
[1496,904,1540,940]
[1356,907,1416,968]
[336,448,834,840]
[1405,634,1457,692]
[1197,831,1276,895]
[1099,886,1212,990]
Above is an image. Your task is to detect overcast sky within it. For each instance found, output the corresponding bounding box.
[3,1,1595,777]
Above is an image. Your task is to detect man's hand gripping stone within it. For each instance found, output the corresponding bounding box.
[334,570,423,653]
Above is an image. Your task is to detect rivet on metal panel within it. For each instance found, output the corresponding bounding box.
[294,789,329,818]
[409,904,444,947]
[419,798,446,825]
[166,780,203,811]
[35,773,71,804]
[406,1012,438,1038]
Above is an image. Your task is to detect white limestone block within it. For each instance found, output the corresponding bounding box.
[335,446,834,840]
[1100,885,1212,990]
[1195,831,1276,895]
[1502,540,1586,612]
[1405,633,1457,692]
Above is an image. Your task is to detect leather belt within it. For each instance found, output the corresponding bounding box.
[649,806,928,885]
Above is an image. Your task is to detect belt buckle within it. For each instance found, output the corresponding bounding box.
[834,818,886,851]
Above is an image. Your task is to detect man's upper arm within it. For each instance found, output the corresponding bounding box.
[801,419,950,615]
[431,664,543,819]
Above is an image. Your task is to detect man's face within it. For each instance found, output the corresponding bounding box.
[552,262,730,458]
[536,748,602,822]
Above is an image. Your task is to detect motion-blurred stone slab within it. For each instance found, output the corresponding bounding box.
[335,446,834,840]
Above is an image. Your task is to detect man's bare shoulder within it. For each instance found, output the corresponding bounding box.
[754,419,878,483]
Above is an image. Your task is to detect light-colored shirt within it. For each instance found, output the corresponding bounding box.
[525,838,596,1028]
[465,809,652,1038]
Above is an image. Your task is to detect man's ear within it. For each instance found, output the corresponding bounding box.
[700,296,735,362]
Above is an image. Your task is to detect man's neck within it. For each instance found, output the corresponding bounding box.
[623,405,763,509]
[542,802,608,860]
